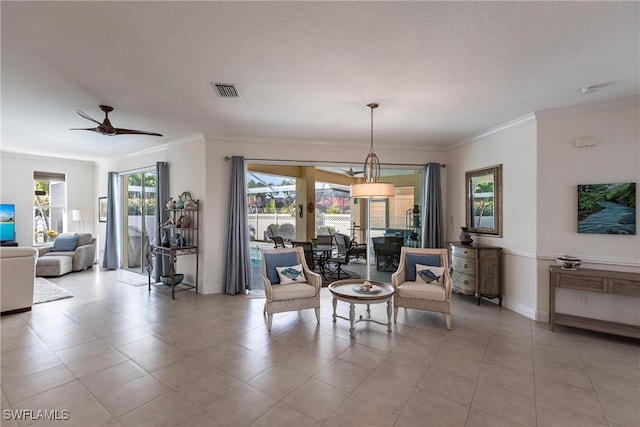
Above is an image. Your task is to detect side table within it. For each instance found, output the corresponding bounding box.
[328,279,394,338]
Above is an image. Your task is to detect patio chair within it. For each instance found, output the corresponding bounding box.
[326,236,356,280]
[291,241,317,271]
[335,233,366,263]
[372,236,403,271]
[391,247,453,330]
[261,246,322,332]
[271,236,287,248]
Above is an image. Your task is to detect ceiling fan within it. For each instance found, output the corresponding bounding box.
[341,167,364,177]
[70,105,162,136]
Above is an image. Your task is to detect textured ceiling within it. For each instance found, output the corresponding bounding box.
[1,1,638,162]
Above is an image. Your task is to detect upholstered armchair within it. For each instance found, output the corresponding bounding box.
[261,246,322,332]
[391,247,453,330]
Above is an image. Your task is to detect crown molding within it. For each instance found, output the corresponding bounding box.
[203,132,449,153]
[447,113,537,150]
[114,133,205,160]
[535,95,639,120]
[0,150,96,166]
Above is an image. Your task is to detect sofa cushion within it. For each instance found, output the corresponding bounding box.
[271,282,316,301]
[36,255,73,277]
[264,251,298,284]
[42,251,74,258]
[51,234,78,252]
[397,281,446,301]
[405,254,440,281]
[76,233,93,247]
[0,247,38,258]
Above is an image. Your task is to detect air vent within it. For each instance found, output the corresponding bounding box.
[211,83,239,98]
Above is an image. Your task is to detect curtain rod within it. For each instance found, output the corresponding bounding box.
[224,156,445,168]
[117,165,156,175]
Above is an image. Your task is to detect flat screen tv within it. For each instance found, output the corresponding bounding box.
[0,203,16,242]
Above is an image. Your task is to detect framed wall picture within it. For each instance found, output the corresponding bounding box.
[577,183,636,234]
[98,197,107,222]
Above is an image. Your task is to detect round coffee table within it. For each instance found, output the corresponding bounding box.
[328,279,394,338]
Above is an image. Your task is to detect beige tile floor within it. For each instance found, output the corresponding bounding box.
[1,267,638,427]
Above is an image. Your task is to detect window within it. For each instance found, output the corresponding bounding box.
[33,171,66,243]
[370,186,414,230]
[246,172,297,242]
[389,186,414,229]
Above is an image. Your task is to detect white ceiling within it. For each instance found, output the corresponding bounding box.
[2,1,638,162]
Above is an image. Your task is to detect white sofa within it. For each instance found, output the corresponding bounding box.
[1,247,38,314]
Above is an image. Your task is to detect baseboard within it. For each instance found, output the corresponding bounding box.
[1,306,32,316]
[503,300,536,321]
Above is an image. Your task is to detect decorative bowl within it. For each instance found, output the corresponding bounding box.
[160,273,184,286]
[556,256,581,270]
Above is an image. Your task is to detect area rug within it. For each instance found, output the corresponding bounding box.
[33,277,73,304]
[322,270,361,287]
[117,270,149,287]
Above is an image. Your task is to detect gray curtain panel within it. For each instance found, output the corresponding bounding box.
[224,156,252,294]
[102,171,120,269]
[154,161,171,282]
[421,163,444,248]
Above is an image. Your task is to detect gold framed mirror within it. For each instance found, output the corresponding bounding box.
[465,164,502,236]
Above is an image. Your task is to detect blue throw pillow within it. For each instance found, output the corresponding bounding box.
[264,252,299,284]
[405,254,441,281]
[51,234,79,252]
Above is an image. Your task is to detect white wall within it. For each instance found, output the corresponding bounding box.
[535,97,640,324]
[95,135,207,290]
[0,153,95,246]
[446,117,539,319]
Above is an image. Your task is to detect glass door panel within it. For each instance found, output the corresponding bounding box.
[122,170,156,273]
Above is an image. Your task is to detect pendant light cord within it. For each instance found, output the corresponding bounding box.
[370,105,374,153]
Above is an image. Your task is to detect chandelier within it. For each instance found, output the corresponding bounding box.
[350,103,395,199]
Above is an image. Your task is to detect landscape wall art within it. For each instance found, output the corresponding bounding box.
[577,183,636,235]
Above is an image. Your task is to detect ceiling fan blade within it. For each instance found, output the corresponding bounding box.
[76,110,102,125]
[70,127,100,132]
[114,128,163,137]
[340,168,364,176]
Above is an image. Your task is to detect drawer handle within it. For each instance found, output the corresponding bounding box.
[464,264,468,268]
[463,250,468,254]
[464,280,469,285]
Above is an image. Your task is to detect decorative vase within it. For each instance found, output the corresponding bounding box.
[175,194,185,209]
[459,227,473,245]
[166,198,176,209]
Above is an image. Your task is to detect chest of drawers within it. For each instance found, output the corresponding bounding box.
[448,242,502,306]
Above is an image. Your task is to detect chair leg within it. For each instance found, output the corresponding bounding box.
[314,307,320,324]
[263,302,267,315]
[445,313,451,330]
[267,314,273,332]
[394,306,399,322]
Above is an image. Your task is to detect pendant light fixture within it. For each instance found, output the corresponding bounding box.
[350,103,395,281]
[350,103,395,198]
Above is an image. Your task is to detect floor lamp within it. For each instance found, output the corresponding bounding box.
[72,209,85,232]
[350,103,394,280]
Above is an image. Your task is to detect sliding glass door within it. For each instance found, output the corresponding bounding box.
[122,170,156,273]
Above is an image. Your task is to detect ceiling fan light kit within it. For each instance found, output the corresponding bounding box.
[70,105,163,137]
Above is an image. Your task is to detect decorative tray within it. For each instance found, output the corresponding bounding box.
[352,285,382,294]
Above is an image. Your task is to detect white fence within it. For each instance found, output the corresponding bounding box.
[248,213,353,241]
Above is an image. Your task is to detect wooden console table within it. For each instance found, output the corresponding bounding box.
[549,266,640,338]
